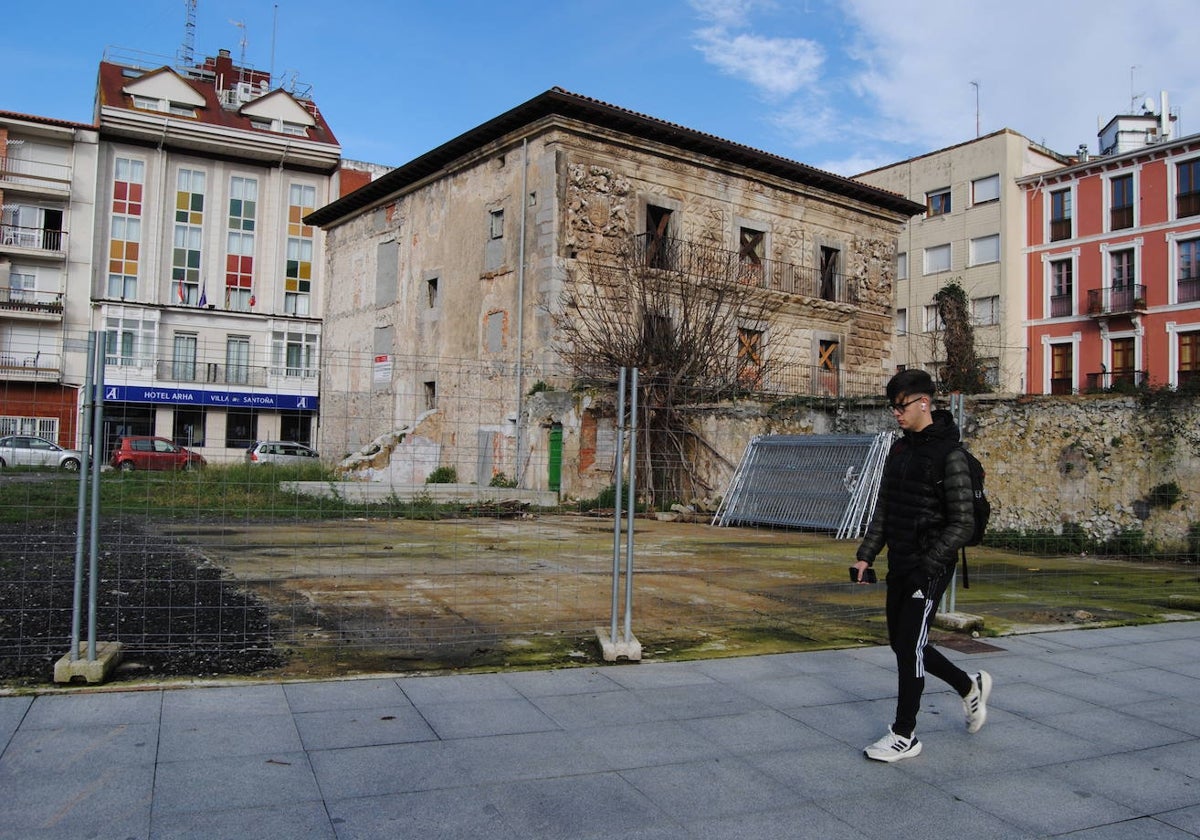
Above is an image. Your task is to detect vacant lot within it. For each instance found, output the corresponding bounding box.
[2,503,1196,686]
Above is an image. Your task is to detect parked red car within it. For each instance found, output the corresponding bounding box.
[110,436,206,471]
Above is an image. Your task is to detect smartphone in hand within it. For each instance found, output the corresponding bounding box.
[849,566,877,584]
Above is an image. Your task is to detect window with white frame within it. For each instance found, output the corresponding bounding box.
[272,326,318,378]
[1176,157,1200,218]
[1176,236,1200,304]
[972,295,1000,326]
[173,169,206,306]
[172,333,197,382]
[225,175,257,312]
[924,243,951,274]
[971,174,1000,204]
[489,208,504,239]
[896,252,908,280]
[0,416,58,438]
[1050,187,1072,241]
[1110,247,1136,289]
[1178,329,1200,387]
[969,234,1000,266]
[7,266,36,302]
[1109,172,1134,230]
[285,183,316,316]
[108,157,144,299]
[926,187,951,216]
[131,95,195,117]
[895,308,907,335]
[104,308,156,368]
[226,336,250,385]
[923,304,944,332]
[1049,257,1074,318]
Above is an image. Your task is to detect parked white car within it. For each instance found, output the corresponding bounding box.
[0,435,83,471]
[245,440,320,466]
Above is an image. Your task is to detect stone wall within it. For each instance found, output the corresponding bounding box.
[689,392,1199,549]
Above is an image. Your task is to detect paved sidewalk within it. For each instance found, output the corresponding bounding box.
[1,621,1198,839]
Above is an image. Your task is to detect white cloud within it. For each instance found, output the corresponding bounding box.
[688,0,760,29]
[839,0,1196,157]
[694,28,825,99]
[687,0,1196,169]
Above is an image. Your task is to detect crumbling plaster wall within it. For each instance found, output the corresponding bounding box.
[683,393,1199,547]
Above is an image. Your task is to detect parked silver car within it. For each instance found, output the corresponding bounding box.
[0,435,83,471]
[245,440,320,466]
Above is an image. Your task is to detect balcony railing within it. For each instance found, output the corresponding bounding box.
[0,285,64,315]
[1086,284,1146,317]
[0,156,72,188]
[155,360,269,387]
[0,351,61,381]
[1179,277,1200,304]
[1085,370,1149,392]
[1049,293,1073,318]
[0,223,66,252]
[630,233,854,304]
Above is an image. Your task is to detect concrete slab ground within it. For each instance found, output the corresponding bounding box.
[1,620,1198,839]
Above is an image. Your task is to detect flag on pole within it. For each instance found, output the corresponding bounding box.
[198,286,207,307]
[177,277,185,303]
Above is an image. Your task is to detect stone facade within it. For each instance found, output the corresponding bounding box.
[310,89,920,496]
[688,392,1199,549]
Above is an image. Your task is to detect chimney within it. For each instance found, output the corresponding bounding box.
[214,49,235,91]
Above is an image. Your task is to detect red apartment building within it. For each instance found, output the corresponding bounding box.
[1022,98,1200,394]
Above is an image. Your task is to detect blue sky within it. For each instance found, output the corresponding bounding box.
[4,0,1195,176]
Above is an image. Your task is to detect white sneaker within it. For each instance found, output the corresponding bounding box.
[963,671,993,733]
[864,727,922,762]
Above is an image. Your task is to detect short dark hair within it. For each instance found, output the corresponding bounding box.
[886,369,935,403]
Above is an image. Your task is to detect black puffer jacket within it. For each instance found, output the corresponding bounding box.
[856,409,975,579]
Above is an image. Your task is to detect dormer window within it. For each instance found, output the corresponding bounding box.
[130,95,196,117]
[249,117,308,137]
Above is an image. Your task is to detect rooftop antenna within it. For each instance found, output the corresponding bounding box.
[230,18,248,77]
[270,4,278,88]
[179,0,197,67]
[970,80,980,138]
[1130,64,1144,112]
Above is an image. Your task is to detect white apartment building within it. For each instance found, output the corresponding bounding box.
[856,130,1066,393]
[1,112,99,447]
[90,48,341,459]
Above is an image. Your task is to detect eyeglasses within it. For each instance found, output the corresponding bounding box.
[889,397,923,414]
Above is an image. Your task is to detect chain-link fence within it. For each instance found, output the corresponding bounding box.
[2,348,1197,684]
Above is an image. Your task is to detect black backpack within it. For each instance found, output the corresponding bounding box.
[931,441,991,588]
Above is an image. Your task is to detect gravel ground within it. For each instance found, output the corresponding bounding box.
[0,519,280,685]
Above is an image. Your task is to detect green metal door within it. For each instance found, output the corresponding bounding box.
[548,423,563,492]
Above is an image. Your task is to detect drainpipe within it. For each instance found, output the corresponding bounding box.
[514,138,528,483]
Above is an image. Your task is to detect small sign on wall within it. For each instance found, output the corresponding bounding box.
[373,354,392,384]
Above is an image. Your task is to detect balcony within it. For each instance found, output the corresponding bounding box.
[155,360,269,387]
[1,223,67,254]
[0,156,71,194]
[1049,293,1074,318]
[630,233,854,304]
[1085,370,1149,392]
[1049,376,1074,395]
[1086,284,1146,317]
[0,351,61,382]
[0,285,64,319]
[1179,277,1200,304]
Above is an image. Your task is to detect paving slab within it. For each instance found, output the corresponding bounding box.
[0,620,1196,839]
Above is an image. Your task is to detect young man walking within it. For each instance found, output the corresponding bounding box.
[852,369,991,762]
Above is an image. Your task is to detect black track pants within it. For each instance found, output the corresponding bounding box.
[885,568,974,738]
